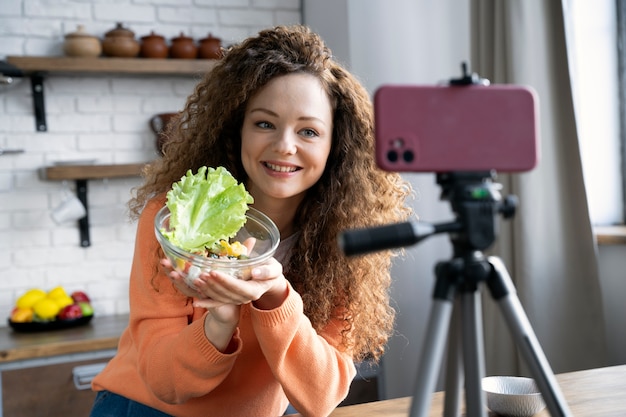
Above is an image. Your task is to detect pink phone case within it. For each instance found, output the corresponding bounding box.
[374,84,540,173]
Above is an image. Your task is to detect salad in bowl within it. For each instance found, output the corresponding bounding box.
[155,166,280,285]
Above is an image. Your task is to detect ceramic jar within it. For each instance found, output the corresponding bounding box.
[198,33,222,59]
[63,25,102,57]
[140,31,168,59]
[102,23,140,58]
[169,32,197,59]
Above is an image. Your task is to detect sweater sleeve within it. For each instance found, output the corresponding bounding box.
[128,197,242,404]
[249,283,357,417]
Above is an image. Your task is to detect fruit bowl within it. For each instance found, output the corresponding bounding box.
[9,288,95,333]
[482,376,546,417]
[154,206,280,286]
[8,315,93,333]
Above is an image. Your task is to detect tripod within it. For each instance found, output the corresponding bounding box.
[411,172,572,417]
[339,171,573,417]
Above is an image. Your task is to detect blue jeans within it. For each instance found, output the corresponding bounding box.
[90,391,172,417]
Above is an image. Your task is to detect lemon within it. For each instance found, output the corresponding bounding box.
[47,286,68,300]
[54,295,75,309]
[16,289,47,309]
[33,298,61,320]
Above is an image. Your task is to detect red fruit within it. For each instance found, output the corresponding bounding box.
[71,291,90,303]
[58,304,83,320]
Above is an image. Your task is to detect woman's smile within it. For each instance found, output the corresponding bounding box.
[262,161,301,174]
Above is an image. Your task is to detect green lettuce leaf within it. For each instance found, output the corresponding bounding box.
[162,166,254,252]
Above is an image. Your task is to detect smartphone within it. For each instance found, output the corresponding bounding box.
[374,84,539,173]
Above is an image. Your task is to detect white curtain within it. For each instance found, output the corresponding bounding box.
[470,0,609,375]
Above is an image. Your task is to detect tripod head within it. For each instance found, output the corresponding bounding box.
[338,170,517,257]
[436,171,516,254]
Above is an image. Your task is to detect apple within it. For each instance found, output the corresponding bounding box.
[71,291,90,303]
[58,304,83,320]
[78,301,94,317]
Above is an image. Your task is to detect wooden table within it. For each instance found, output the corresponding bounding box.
[286,365,626,416]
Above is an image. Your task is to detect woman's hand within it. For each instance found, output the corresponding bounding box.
[159,257,240,322]
[159,237,259,308]
[159,235,288,312]
[190,257,288,310]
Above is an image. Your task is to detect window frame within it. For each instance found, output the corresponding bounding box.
[616,0,626,223]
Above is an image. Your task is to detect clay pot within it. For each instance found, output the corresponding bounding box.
[63,25,102,57]
[140,31,168,59]
[150,112,180,155]
[169,32,197,59]
[198,33,222,59]
[102,23,140,58]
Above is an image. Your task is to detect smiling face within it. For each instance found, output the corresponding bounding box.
[241,72,333,211]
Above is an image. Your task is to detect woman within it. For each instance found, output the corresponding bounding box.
[90,25,412,417]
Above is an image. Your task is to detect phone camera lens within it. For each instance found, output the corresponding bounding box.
[403,150,414,163]
[387,150,399,162]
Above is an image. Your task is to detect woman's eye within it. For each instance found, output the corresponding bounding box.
[256,121,274,129]
[300,128,319,138]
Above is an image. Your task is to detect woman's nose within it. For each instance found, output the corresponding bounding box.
[273,130,297,154]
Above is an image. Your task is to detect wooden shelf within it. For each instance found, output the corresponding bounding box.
[2,56,216,132]
[40,163,145,181]
[6,55,216,75]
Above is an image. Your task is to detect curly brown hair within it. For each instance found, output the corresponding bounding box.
[129,25,412,362]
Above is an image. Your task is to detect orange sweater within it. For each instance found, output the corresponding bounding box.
[91,197,356,417]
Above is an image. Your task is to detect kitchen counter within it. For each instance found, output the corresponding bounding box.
[0,314,128,363]
[0,314,128,417]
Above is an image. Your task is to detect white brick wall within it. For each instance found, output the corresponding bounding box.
[0,0,302,324]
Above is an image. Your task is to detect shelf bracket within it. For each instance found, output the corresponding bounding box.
[30,72,47,132]
[75,179,91,247]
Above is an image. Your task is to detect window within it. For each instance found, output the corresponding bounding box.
[566,0,623,226]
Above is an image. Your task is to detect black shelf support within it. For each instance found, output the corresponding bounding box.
[0,60,47,132]
[75,179,90,247]
[30,72,47,132]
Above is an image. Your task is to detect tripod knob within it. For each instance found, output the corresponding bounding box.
[500,195,518,219]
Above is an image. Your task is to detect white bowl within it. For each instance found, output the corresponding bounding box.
[155,206,280,285]
[482,376,546,417]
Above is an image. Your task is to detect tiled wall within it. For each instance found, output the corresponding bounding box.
[0,0,301,323]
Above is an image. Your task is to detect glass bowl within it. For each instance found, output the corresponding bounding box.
[154,205,280,285]
[482,376,546,417]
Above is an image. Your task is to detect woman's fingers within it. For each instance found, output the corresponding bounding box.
[250,257,283,281]
[162,255,283,305]
[160,258,204,297]
[243,237,257,256]
[193,271,253,304]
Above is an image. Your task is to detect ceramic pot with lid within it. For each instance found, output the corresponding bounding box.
[63,25,102,57]
[102,23,140,58]
[198,33,222,59]
[169,32,197,59]
[140,31,168,59]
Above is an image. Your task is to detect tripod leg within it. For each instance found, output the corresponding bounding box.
[409,299,455,417]
[460,291,487,417]
[443,298,463,417]
[486,256,573,417]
